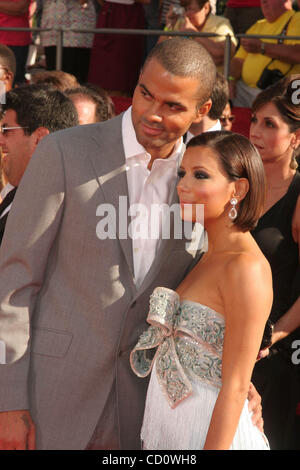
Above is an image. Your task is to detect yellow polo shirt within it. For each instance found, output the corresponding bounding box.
[235,10,300,88]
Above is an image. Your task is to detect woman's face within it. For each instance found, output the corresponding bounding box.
[249,102,294,164]
[184,0,210,30]
[177,145,235,224]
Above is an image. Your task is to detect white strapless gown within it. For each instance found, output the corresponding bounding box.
[131,288,270,450]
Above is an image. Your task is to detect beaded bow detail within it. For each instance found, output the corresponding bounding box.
[130,287,193,408]
[130,287,224,408]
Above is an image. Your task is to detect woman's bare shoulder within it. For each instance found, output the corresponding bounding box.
[220,248,272,302]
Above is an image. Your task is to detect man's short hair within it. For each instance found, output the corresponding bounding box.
[65,85,115,122]
[1,84,79,134]
[208,72,229,120]
[0,44,16,77]
[143,37,216,106]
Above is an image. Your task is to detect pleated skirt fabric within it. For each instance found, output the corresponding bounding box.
[141,363,270,450]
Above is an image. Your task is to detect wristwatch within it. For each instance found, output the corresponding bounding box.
[260,42,266,55]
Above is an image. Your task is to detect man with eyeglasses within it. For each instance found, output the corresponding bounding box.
[0,44,17,198]
[0,84,78,245]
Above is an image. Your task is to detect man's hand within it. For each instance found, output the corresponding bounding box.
[0,410,35,450]
[247,383,264,433]
[178,16,197,32]
[241,38,262,54]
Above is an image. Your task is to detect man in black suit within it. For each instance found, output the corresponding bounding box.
[0,84,79,244]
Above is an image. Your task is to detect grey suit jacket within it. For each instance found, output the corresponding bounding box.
[0,114,203,449]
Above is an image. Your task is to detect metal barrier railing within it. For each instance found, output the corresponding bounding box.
[0,26,300,80]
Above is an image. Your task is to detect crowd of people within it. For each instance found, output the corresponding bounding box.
[0,0,298,452]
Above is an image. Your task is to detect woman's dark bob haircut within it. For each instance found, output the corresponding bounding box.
[186,130,266,232]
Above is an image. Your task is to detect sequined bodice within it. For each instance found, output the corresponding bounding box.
[130,287,225,408]
[174,300,224,386]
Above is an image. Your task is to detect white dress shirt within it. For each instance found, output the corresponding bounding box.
[0,183,15,219]
[122,107,183,288]
[185,119,222,144]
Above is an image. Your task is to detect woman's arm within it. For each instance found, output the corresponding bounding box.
[203,254,272,450]
[178,17,236,65]
[241,38,300,65]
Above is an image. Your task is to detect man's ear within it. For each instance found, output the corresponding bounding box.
[32,127,50,145]
[194,99,212,123]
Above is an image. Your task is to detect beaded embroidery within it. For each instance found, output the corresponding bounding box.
[130,287,225,408]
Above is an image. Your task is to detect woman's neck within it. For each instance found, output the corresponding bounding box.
[202,217,245,258]
[263,159,295,189]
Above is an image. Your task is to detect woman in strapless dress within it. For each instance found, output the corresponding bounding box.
[131,131,273,450]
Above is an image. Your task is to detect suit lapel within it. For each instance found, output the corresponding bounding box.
[87,115,135,283]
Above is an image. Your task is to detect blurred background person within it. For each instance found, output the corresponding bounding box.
[65,85,116,124]
[0,84,79,244]
[220,99,235,130]
[249,76,300,450]
[0,44,17,93]
[229,0,300,108]
[40,0,97,83]
[31,70,80,91]
[162,0,237,72]
[0,44,17,195]
[224,0,263,35]
[185,71,229,142]
[0,0,31,85]
[88,0,146,97]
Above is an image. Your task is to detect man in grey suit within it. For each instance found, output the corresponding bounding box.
[0,38,261,450]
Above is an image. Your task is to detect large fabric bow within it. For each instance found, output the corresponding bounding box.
[130,286,194,408]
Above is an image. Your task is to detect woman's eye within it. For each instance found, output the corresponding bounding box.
[177,169,185,178]
[265,119,275,128]
[194,171,208,179]
[250,116,257,123]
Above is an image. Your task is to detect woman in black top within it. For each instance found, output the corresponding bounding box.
[249,75,300,449]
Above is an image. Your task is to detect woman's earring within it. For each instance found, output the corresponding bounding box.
[228,197,238,220]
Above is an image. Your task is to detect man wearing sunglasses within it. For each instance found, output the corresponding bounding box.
[0,84,78,244]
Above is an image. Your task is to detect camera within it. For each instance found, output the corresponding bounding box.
[257,68,285,90]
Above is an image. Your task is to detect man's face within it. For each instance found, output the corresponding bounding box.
[131,57,208,159]
[261,0,287,22]
[0,109,37,187]
[69,94,97,125]
[0,65,12,92]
